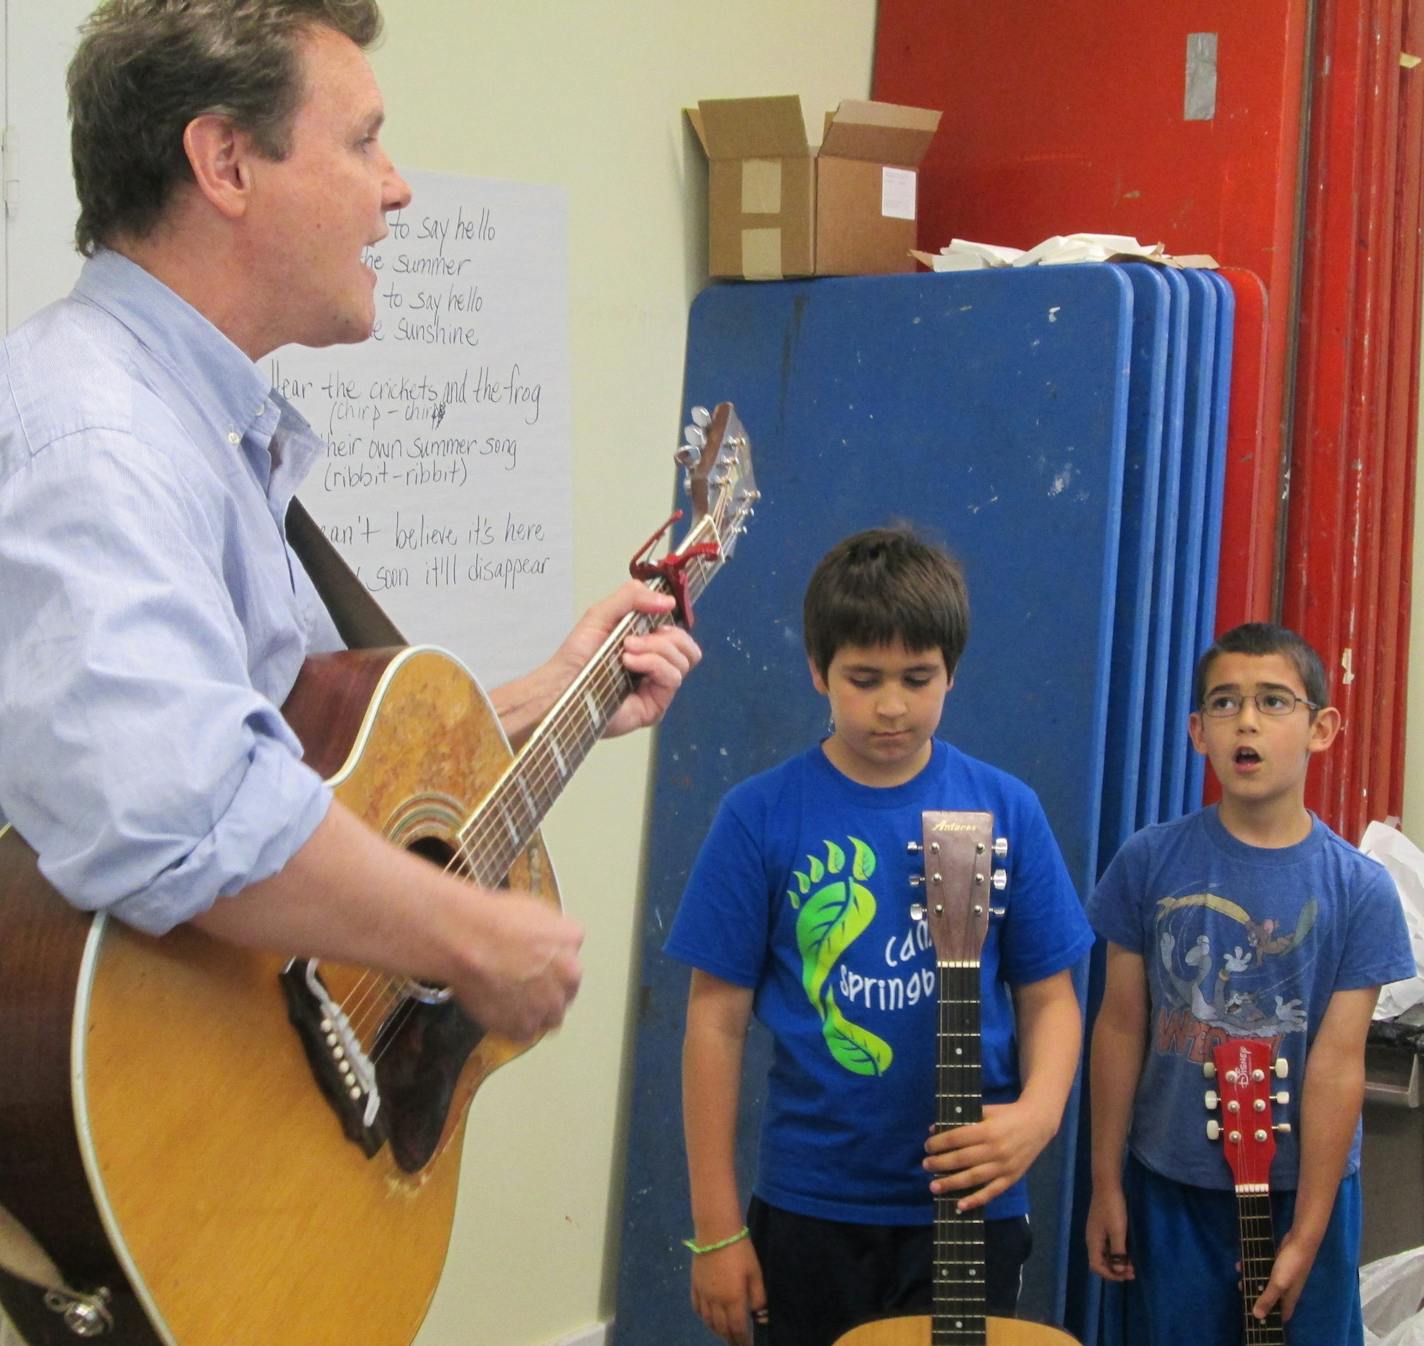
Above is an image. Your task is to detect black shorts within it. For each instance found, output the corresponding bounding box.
[746,1195,1032,1346]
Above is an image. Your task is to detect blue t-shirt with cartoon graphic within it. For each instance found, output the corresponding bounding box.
[664,738,1093,1225]
[1087,806,1414,1191]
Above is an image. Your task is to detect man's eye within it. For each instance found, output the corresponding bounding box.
[1260,693,1292,711]
[849,678,877,690]
[1208,694,1239,713]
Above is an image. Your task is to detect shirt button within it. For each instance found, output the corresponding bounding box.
[227,431,240,444]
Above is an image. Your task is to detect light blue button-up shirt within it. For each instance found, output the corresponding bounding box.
[0,249,343,933]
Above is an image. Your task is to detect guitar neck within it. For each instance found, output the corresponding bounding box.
[935,960,988,1343]
[1236,1190,1284,1345]
[456,516,725,887]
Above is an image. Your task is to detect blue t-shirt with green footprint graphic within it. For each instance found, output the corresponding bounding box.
[666,738,1093,1225]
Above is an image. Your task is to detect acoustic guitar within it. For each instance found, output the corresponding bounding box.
[0,403,757,1346]
[833,811,1079,1346]
[1204,1036,1291,1345]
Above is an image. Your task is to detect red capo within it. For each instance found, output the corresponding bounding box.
[628,510,720,629]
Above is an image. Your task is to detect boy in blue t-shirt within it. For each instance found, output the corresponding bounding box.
[666,527,1094,1346]
[1086,623,1415,1345]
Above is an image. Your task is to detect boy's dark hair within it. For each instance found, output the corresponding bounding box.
[803,526,969,678]
[68,0,383,255]
[1192,622,1329,714]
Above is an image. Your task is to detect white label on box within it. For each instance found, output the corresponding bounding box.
[881,166,917,221]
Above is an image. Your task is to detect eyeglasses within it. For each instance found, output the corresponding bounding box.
[1200,690,1319,718]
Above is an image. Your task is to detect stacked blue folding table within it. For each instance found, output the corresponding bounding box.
[611,263,1233,1345]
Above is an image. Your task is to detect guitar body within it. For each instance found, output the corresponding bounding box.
[833,1312,1082,1345]
[0,645,558,1346]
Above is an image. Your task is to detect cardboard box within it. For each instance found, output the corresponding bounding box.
[686,95,941,280]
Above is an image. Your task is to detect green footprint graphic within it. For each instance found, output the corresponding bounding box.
[788,837,894,1076]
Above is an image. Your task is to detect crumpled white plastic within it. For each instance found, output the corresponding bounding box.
[1359,821,1424,1019]
[914,231,1220,272]
[1362,1245,1424,1346]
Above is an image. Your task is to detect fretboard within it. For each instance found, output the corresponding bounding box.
[1237,1188,1284,1345]
[934,960,987,1345]
[454,517,724,888]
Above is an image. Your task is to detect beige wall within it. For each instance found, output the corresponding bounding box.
[368,7,877,1345]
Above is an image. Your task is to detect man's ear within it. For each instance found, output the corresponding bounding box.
[1308,705,1342,755]
[808,656,827,695]
[181,114,252,220]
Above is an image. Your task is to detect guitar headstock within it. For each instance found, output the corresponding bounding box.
[1205,1037,1290,1188]
[911,811,1005,964]
[676,402,758,562]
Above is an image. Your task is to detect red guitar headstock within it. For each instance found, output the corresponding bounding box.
[1204,1037,1290,1188]
[913,811,1003,964]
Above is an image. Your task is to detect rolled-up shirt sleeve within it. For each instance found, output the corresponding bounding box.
[0,428,331,933]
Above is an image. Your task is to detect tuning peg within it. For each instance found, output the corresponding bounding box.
[1274,1058,1289,1079]
[906,842,923,857]
[1274,1091,1290,1106]
[991,869,1007,891]
[989,906,1006,918]
[1203,1061,1217,1078]
[690,405,711,428]
[909,874,925,888]
[1273,1122,1292,1135]
[1207,1120,1221,1141]
[1204,1090,1219,1110]
[684,423,707,449]
[993,837,1008,859]
[910,902,926,922]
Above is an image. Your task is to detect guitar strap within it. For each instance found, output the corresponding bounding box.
[0,498,403,1311]
[0,1204,65,1294]
[285,496,407,648]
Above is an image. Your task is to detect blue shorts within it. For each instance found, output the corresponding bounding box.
[1122,1153,1363,1346]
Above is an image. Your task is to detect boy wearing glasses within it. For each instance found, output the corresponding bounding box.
[1084,623,1414,1345]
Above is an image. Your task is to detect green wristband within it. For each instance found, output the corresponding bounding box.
[682,1225,750,1255]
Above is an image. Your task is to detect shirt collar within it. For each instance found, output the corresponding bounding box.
[73,249,273,443]
[72,248,326,502]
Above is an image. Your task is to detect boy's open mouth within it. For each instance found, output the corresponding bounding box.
[1234,747,1261,765]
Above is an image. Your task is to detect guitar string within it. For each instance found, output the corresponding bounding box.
[296,474,743,1147]
[934,873,986,1343]
[335,600,666,1052]
[333,603,654,1053]
[1232,1124,1283,1345]
[328,519,735,1061]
